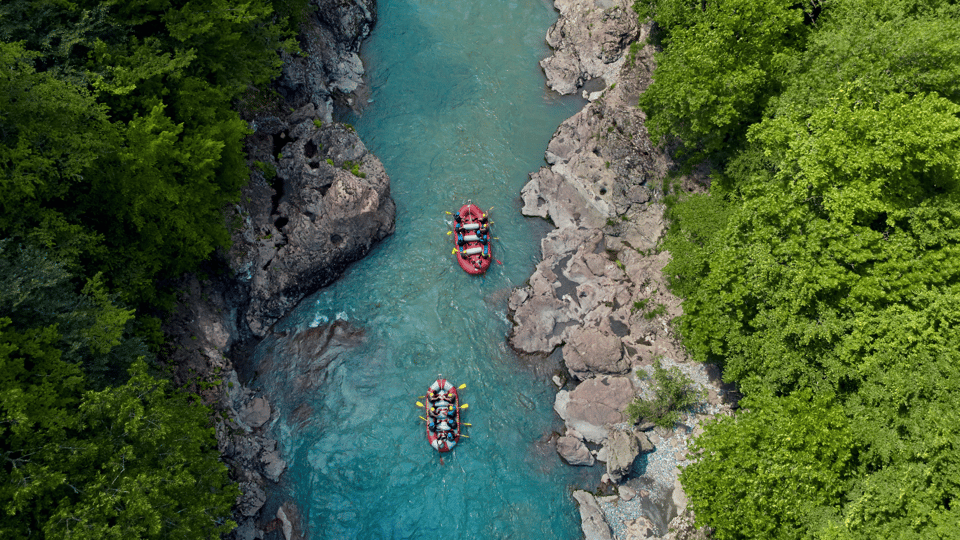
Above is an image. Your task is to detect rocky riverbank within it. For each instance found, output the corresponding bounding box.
[511,1,734,538]
[159,1,392,539]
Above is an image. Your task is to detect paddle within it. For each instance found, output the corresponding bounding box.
[458,384,466,389]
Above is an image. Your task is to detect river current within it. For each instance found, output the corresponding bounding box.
[251,0,594,537]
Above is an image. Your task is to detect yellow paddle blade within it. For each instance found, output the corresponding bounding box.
[451,248,458,254]
[458,383,466,389]
[416,401,424,407]
[446,231,452,235]
[460,403,469,409]
[459,433,470,438]
[463,423,472,427]
[445,211,452,215]
[419,416,427,421]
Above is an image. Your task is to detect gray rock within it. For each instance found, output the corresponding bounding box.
[277,505,293,540]
[237,482,266,517]
[262,449,287,482]
[240,397,271,429]
[604,430,640,483]
[664,507,714,540]
[564,326,629,380]
[509,228,631,359]
[619,485,636,501]
[232,518,262,540]
[672,476,688,515]
[540,0,640,95]
[235,122,395,337]
[277,0,376,120]
[557,435,595,466]
[573,490,615,540]
[636,431,655,453]
[554,376,634,443]
[623,516,657,540]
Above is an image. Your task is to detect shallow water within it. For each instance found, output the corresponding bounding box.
[251,0,595,537]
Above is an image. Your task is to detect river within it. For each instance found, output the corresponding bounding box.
[250,0,594,537]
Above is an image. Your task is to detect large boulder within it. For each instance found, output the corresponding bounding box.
[277,0,377,120]
[509,228,632,358]
[554,376,635,443]
[236,482,266,517]
[604,430,641,483]
[235,118,395,337]
[564,326,629,380]
[557,430,595,466]
[540,0,641,95]
[573,490,615,540]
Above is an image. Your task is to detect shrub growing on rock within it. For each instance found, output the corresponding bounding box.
[626,359,704,428]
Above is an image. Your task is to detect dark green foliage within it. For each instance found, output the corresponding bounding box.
[43,360,239,539]
[0,240,142,386]
[625,359,705,428]
[0,0,300,306]
[644,0,960,537]
[0,0,307,534]
[0,244,237,538]
[254,160,278,180]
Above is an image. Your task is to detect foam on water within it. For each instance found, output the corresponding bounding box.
[251,0,594,537]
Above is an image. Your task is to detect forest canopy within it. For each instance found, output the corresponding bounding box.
[0,0,307,536]
[640,0,960,538]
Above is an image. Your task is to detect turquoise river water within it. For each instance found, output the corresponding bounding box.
[251,0,596,537]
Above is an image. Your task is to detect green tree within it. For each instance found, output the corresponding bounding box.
[42,360,239,539]
[645,1,960,535]
[669,90,960,395]
[771,0,960,117]
[0,243,237,538]
[637,0,812,164]
[0,0,301,306]
[682,391,856,540]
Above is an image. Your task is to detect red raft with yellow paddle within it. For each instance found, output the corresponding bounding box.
[418,378,468,453]
[452,202,492,275]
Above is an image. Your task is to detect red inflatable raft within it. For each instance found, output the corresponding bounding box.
[453,202,492,275]
[424,378,461,453]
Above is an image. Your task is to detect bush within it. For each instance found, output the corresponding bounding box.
[253,160,277,180]
[625,358,704,428]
